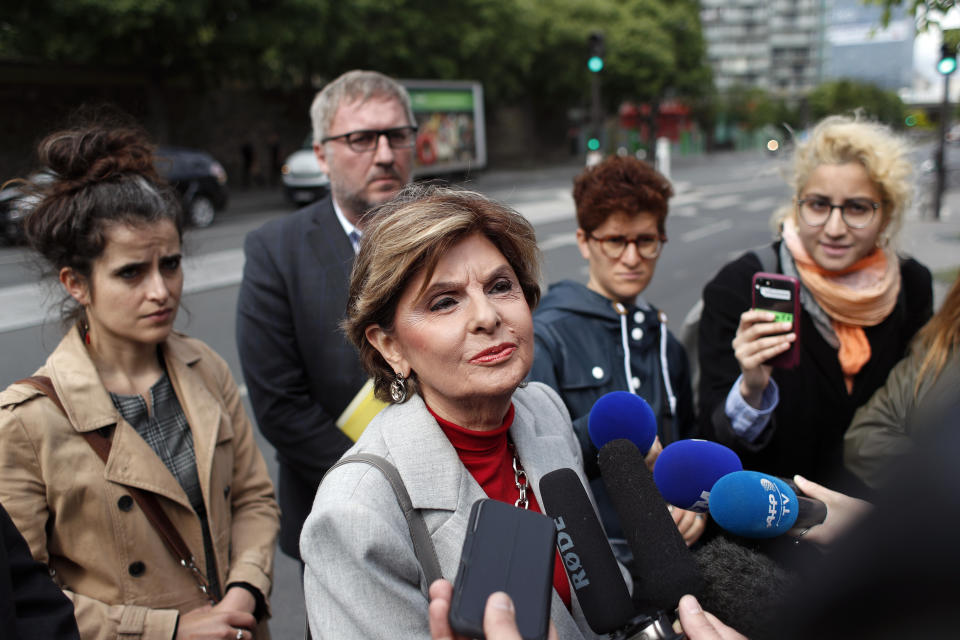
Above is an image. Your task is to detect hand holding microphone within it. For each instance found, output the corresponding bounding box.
[788,475,872,546]
[677,595,748,640]
[709,471,827,539]
[670,506,707,547]
[588,392,703,545]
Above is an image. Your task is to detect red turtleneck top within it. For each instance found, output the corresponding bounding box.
[428,403,572,610]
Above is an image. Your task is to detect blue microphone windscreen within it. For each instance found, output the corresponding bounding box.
[587,391,657,454]
[653,440,743,512]
[709,471,800,538]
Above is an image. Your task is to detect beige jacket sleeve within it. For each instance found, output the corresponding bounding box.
[0,404,180,640]
[206,348,280,606]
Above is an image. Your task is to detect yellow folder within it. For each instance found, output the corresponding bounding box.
[336,378,388,442]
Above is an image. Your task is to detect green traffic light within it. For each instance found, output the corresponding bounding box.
[939,56,957,75]
[587,138,601,151]
[588,56,604,73]
[905,115,917,127]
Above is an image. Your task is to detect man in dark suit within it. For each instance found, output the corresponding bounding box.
[236,70,416,561]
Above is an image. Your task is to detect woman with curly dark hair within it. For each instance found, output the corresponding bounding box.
[0,123,278,640]
[528,156,702,586]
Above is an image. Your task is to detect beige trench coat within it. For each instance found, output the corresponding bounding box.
[0,327,279,640]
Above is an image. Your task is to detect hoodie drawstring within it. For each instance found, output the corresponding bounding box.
[613,302,677,417]
[613,302,636,395]
[659,313,677,417]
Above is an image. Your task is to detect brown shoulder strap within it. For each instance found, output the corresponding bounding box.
[16,375,215,601]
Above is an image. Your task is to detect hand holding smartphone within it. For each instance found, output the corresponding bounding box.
[449,499,556,640]
[751,272,801,369]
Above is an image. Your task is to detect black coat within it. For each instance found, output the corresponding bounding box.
[236,196,368,558]
[0,501,79,640]
[531,280,696,454]
[697,243,933,495]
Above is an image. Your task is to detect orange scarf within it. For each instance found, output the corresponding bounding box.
[782,218,901,392]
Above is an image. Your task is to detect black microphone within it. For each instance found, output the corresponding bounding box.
[693,537,798,639]
[597,439,704,614]
[538,468,635,634]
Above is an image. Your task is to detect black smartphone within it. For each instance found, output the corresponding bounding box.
[449,498,557,640]
[751,271,801,369]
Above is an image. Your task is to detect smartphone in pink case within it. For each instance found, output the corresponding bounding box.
[751,272,801,369]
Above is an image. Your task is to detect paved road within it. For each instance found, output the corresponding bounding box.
[0,149,956,638]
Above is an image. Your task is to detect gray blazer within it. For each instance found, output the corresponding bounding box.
[301,382,604,640]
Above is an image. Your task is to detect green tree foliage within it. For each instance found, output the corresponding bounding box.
[0,0,710,109]
[807,79,906,127]
[519,0,711,112]
[867,0,957,31]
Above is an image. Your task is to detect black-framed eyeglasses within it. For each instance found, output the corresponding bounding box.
[797,196,880,229]
[588,232,666,260]
[320,126,418,153]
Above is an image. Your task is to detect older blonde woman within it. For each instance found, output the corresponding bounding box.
[697,115,933,498]
[300,187,608,639]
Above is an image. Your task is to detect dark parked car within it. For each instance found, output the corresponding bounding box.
[155,146,229,228]
[0,173,47,245]
[0,146,228,244]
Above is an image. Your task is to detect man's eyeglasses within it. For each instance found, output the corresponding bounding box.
[797,196,880,229]
[320,126,418,153]
[588,232,666,260]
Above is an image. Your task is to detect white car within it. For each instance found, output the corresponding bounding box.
[281,137,330,205]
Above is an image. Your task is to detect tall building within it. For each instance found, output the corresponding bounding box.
[700,0,829,97]
[824,0,914,91]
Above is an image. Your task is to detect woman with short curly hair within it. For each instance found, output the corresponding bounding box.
[528,155,702,590]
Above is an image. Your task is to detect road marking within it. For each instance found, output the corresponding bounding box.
[0,248,246,333]
[672,192,702,206]
[702,195,742,210]
[0,247,31,266]
[696,178,788,197]
[512,199,575,225]
[745,196,779,212]
[540,233,578,251]
[680,219,734,243]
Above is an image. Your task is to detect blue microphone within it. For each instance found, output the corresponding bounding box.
[653,440,743,512]
[587,391,657,455]
[710,470,827,538]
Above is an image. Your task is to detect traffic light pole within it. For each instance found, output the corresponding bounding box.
[934,72,949,221]
[591,73,601,153]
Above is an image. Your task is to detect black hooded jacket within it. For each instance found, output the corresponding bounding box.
[531,280,696,453]
[530,280,696,581]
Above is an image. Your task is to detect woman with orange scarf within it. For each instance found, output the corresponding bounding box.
[697,115,932,503]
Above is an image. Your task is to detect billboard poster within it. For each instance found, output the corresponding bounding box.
[403,80,487,175]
